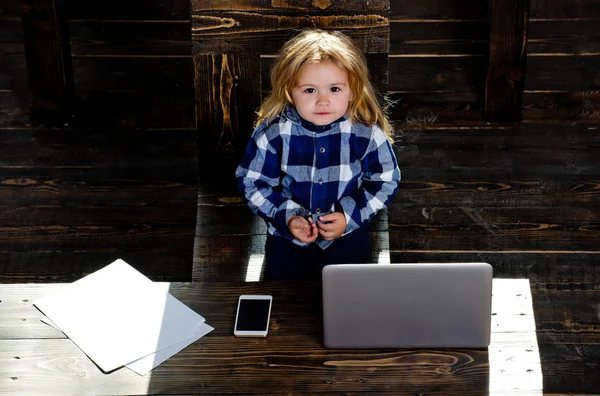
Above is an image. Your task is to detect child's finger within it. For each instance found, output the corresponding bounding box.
[318,227,336,241]
[318,220,337,232]
[318,213,335,222]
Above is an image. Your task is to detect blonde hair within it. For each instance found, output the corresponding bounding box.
[256,29,394,142]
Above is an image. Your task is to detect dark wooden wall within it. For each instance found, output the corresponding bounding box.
[3,0,599,129]
[0,0,198,282]
[192,0,390,180]
[385,0,600,280]
[1,0,599,285]
[1,0,194,129]
[388,0,600,125]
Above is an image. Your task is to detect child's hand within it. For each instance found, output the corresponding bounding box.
[288,215,318,243]
[316,212,347,241]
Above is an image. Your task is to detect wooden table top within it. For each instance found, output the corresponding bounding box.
[0,280,542,396]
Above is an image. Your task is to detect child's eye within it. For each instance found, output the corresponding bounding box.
[330,87,341,92]
[304,88,315,94]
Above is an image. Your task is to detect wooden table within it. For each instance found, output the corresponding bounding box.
[0,280,541,395]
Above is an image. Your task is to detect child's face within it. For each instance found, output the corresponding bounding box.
[290,61,352,126]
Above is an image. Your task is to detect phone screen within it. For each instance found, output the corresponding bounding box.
[236,299,271,331]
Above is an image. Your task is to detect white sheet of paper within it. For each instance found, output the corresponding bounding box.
[41,316,214,376]
[34,259,207,373]
[125,322,214,375]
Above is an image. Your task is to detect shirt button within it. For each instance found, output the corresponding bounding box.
[319,147,325,154]
[315,208,321,214]
[318,178,323,184]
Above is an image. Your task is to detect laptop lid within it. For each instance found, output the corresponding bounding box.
[322,263,493,349]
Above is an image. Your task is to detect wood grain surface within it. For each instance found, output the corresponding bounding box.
[0,280,543,395]
[0,129,198,282]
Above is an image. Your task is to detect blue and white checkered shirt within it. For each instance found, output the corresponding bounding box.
[236,106,401,249]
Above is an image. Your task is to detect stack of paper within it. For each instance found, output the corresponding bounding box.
[34,259,213,376]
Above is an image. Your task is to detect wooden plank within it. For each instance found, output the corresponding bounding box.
[391,124,600,150]
[21,0,73,126]
[0,91,31,128]
[390,0,487,20]
[530,0,600,19]
[388,56,486,92]
[0,252,193,284]
[388,92,483,126]
[485,0,530,122]
[523,91,600,122]
[392,126,600,180]
[0,338,491,395]
[193,0,388,12]
[366,53,389,95]
[0,174,198,207]
[531,288,600,394]
[193,234,267,282]
[394,178,600,208]
[0,281,543,395]
[192,12,389,54]
[525,56,600,91]
[0,129,198,180]
[69,57,195,129]
[69,21,191,56]
[196,196,265,237]
[67,0,190,20]
[532,289,600,333]
[537,342,600,394]
[0,91,30,128]
[390,21,487,55]
[489,279,542,395]
[528,20,600,55]
[71,57,192,93]
[0,56,28,91]
[0,20,24,55]
[388,124,600,255]
[393,146,600,179]
[0,284,66,338]
[0,205,196,227]
[194,53,261,180]
[0,0,22,19]
[71,91,195,129]
[0,129,197,282]
[0,208,195,251]
[388,205,600,252]
[387,252,600,287]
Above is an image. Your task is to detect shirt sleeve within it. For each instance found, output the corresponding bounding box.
[235,121,310,240]
[337,125,401,234]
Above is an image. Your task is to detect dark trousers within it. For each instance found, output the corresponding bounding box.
[263,226,372,281]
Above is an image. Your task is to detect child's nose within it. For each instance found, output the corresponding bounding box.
[317,93,330,105]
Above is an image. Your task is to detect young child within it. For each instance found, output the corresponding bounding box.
[236,29,401,280]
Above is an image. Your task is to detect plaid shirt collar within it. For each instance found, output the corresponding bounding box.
[282,105,347,132]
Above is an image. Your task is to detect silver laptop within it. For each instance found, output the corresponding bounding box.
[322,263,493,349]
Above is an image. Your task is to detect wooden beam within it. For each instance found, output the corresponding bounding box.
[485,0,530,122]
[194,53,262,183]
[192,3,391,182]
[20,0,74,126]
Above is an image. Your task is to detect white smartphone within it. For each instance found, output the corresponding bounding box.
[233,295,273,337]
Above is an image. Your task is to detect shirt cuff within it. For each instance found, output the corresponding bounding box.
[337,197,361,236]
